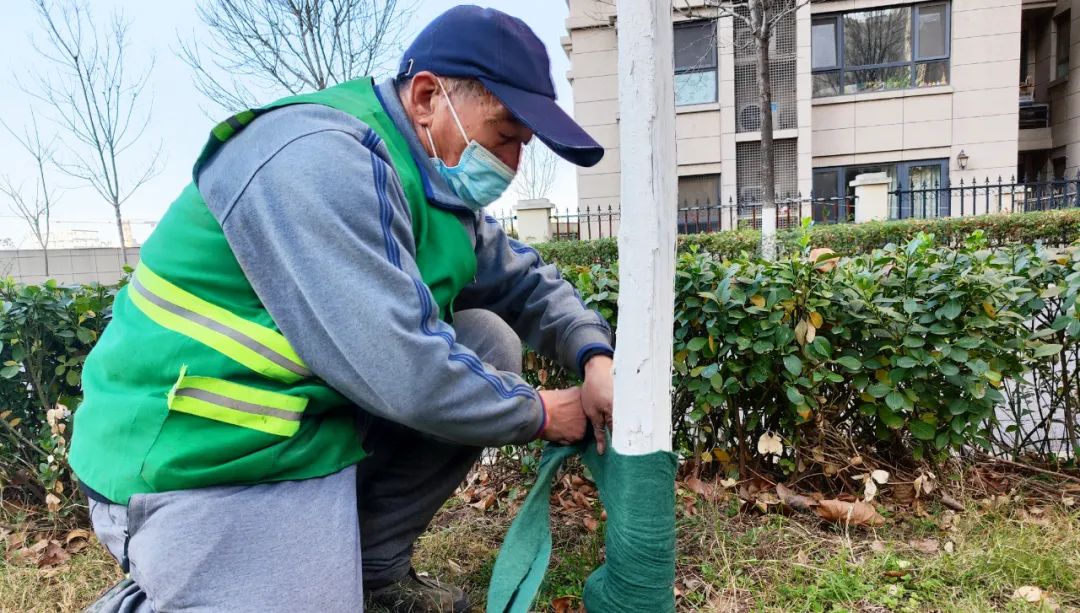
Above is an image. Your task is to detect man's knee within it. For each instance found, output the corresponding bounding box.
[452,309,522,374]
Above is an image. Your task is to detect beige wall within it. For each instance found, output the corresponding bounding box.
[1,247,139,285]
[811,0,1022,184]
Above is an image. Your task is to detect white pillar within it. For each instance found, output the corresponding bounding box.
[850,172,892,223]
[514,198,554,243]
[612,0,676,455]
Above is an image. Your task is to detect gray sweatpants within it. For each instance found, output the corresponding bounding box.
[87,309,522,612]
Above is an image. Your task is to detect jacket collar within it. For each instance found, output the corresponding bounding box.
[374,79,470,212]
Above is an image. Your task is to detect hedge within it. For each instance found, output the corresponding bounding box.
[534,209,1080,267]
[3,225,1080,513]
[0,279,117,514]
[527,232,1078,474]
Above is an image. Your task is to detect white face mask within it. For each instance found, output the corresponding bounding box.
[425,81,516,211]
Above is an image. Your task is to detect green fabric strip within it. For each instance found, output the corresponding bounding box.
[487,439,677,613]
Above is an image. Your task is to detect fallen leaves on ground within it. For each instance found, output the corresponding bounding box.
[551,596,585,613]
[2,527,89,569]
[813,499,886,527]
[1012,585,1059,610]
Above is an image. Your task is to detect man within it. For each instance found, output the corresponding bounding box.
[73,6,614,612]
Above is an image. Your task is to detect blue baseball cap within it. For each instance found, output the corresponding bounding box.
[398,5,604,168]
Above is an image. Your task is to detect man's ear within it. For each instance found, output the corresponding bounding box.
[406,72,441,128]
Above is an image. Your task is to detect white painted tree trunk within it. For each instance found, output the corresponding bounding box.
[612,0,677,455]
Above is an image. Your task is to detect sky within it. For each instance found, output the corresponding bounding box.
[0,0,579,248]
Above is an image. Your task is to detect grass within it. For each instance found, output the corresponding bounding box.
[0,537,120,612]
[3,489,1079,612]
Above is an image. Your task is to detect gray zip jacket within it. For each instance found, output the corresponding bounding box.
[194,79,613,447]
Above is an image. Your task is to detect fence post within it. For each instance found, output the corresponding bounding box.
[514,198,554,244]
[850,172,891,223]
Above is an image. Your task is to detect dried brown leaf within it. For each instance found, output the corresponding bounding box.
[940,494,965,512]
[909,539,939,554]
[813,499,885,527]
[37,540,69,568]
[776,483,817,513]
[582,517,599,532]
[64,529,93,554]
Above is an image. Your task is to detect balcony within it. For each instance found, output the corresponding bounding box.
[1018,78,1051,150]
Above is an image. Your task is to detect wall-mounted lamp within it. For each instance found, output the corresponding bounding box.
[957,150,969,170]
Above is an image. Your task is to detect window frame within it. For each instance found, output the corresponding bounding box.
[811,2,951,98]
[1054,11,1071,81]
[674,19,719,106]
[676,173,722,234]
[812,159,949,220]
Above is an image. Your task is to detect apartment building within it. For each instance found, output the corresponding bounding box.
[563,0,1080,226]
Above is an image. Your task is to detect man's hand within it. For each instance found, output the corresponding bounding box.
[537,387,587,445]
[581,355,614,454]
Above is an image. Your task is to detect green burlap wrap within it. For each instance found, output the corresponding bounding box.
[486,439,678,613]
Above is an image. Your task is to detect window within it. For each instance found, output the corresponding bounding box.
[677,174,721,233]
[813,159,949,220]
[674,20,718,106]
[678,174,722,208]
[1055,11,1071,81]
[812,3,950,97]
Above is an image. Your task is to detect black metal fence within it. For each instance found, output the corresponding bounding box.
[492,198,858,242]
[489,173,1080,242]
[889,173,1080,219]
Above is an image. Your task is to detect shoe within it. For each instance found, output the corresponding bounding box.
[364,568,471,613]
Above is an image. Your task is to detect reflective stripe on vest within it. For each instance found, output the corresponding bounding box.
[167,369,307,437]
[128,264,311,383]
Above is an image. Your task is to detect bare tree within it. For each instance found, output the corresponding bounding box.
[514,141,560,202]
[27,0,162,264]
[688,0,810,260]
[586,1,812,257]
[0,113,60,275]
[178,0,417,113]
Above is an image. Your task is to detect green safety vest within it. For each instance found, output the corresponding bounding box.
[70,78,478,505]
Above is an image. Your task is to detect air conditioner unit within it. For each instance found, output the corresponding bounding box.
[737,99,799,132]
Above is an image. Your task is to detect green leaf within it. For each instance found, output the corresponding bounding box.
[878,406,904,429]
[939,362,960,376]
[902,335,925,348]
[896,356,918,369]
[934,430,951,450]
[76,327,94,344]
[867,383,891,399]
[951,416,966,434]
[938,300,962,320]
[0,364,20,379]
[752,340,773,354]
[686,337,707,352]
[65,369,80,387]
[836,356,861,371]
[885,391,906,411]
[709,373,724,392]
[1033,343,1063,358]
[785,386,805,405]
[783,355,803,376]
[909,420,936,440]
[948,399,968,416]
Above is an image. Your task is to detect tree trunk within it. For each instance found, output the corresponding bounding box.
[752,0,777,261]
[113,204,129,265]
